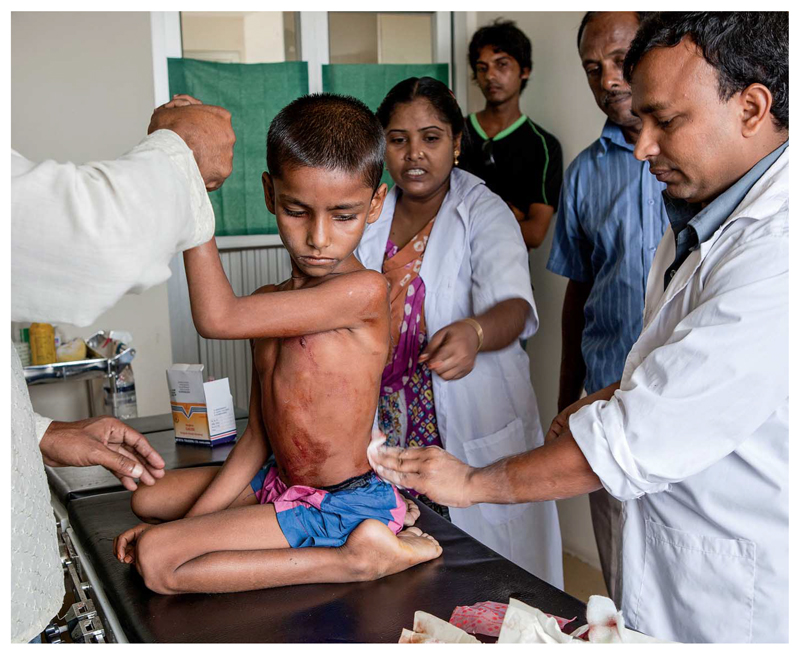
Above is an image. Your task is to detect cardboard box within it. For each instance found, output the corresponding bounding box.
[167,364,237,446]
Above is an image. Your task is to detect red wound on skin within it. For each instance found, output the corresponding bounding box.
[279,434,333,484]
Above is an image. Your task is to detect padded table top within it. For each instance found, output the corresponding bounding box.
[69,491,587,643]
[47,415,249,506]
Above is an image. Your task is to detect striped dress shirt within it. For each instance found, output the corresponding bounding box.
[547,119,669,394]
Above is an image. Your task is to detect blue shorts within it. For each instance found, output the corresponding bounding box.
[249,460,406,548]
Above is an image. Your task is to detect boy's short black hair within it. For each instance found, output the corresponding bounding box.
[267,93,386,191]
[623,12,788,131]
[576,12,648,50]
[468,19,532,91]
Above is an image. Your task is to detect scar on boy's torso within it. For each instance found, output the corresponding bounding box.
[252,329,379,487]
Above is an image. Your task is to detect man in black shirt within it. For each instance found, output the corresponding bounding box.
[459,20,563,249]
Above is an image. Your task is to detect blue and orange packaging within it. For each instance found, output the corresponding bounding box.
[166,364,237,446]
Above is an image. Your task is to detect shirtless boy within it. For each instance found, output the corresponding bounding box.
[112,94,441,595]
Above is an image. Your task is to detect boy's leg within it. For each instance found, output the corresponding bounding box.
[131,466,260,523]
[131,466,221,523]
[134,503,441,595]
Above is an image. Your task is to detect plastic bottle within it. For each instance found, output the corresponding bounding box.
[103,331,138,419]
[104,367,138,420]
[30,323,57,365]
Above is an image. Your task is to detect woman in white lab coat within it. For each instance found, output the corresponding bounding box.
[356,77,562,587]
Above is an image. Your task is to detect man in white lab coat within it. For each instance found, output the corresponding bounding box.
[371,12,788,643]
[10,97,237,643]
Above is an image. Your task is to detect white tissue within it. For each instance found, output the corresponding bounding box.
[497,599,575,643]
[367,429,406,489]
[398,597,669,644]
[572,595,665,643]
[497,596,670,644]
[398,612,481,644]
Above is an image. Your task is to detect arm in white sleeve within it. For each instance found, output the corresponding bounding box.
[468,190,539,339]
[569,228,788,501]
[10,129,214,326]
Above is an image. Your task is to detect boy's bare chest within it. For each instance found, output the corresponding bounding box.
[252,330,384,486]
[252,330,384,394]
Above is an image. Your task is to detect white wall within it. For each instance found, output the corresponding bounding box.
[472,12,608,569]
[12,11,173,419]
[243,12,285,63]
[329,13,379,64]
[181,12,286,64]
[181,13,245,60]
[379,14,433,64]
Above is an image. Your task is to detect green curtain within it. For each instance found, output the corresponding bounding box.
[321,63,449,111]
[322,64,450,189]
[168,59,309,236]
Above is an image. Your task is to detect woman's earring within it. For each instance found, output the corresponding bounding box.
[454,150,460,166]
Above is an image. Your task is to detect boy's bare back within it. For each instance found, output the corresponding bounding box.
[254,267,390,488]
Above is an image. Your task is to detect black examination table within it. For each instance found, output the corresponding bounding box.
[47,412,587,643]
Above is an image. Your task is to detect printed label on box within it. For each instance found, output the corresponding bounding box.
[167,364,236,446]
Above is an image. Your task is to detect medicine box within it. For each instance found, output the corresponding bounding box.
[166,364,237,446]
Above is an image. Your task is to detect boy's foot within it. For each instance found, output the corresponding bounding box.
[403,497,421,526]
[343,519,442,582]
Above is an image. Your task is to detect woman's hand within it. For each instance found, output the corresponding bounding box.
[420,321,481,380]
[113,523,152,564]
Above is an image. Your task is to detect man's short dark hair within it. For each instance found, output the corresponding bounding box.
[623,12,788,131]
[267,93,385,191]
[576,11,648,50]
[468,19,532,91]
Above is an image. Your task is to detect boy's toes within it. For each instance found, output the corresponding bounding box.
[403,498,421,526]
[400,526,422,537]
[399,530,442,561]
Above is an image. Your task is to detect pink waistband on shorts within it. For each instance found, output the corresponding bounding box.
[256,466,329,513]
[388,486,406,535]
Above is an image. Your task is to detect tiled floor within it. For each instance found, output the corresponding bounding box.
[563,553,607,604]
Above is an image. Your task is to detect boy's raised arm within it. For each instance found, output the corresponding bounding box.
[183,239,388,340]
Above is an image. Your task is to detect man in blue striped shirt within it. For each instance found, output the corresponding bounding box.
[546,11,669,604]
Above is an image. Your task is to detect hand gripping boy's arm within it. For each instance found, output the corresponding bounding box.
[184,354,270,517]
[183,238,389,340]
